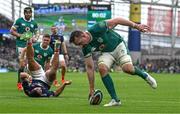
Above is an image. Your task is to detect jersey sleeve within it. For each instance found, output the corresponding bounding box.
[12,18,21,29]
[41,89,55,97]
[48,48,53,60]
[88,21,108,36]
[82,45,92,58]
[34,22,38,33]
[22,80,31,96]
[60,35,64,42]
[33,42,39,48]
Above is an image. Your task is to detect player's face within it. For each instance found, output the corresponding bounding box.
[74,32,89,47]
[24,11,32,20]
[51,27,58,34]
[42,37,50,48]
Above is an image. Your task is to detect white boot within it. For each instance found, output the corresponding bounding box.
[104,99,121,107]
[144,72,157,89]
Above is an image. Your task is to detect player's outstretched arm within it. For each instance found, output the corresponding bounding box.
[54,80,72,97]
[106,17,150,32]
[84,56,95,96]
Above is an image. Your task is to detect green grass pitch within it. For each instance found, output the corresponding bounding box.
[0,72,180,113]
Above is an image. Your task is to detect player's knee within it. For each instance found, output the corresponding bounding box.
[122,64,134,74]
[98,64,108,76]
[20,72,27,79]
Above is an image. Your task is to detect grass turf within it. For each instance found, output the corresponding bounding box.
[0,72,180,113]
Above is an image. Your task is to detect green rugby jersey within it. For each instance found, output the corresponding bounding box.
[33,43,53,68]
[12,17,38,47]
[82,21,124,57]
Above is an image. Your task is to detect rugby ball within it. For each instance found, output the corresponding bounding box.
[89,89,103,105]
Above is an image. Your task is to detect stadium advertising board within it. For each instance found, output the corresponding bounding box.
[177,11,180,37]
[147,7,172,36]
[87,5,111,28]
[33,4,88,34]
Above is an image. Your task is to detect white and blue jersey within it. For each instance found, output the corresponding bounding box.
[50,33,64,54]
[22,79,54,97]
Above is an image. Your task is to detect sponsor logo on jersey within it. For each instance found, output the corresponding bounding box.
[22,23,26,26]
[91,47,96,52]
[44,53,48,57]
[97,37,103,43]
[99,44,105,50]
[35,50,39,53]
[25,27,30,32]
[31,24,34,28]
[37,54,42,59]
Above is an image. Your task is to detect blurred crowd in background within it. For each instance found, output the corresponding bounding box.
[1,35,180,73]
[1,12,180,73]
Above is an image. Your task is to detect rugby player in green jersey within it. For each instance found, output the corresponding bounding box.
[10,7,38,91]
[69,17,157,107]
[20,34,53,71]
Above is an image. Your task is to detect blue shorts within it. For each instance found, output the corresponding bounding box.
[22,79,54,97]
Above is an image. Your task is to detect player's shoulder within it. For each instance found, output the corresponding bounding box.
[15,17,23,22]
[48,46,54,52]
[33,42,40,47]
[31,19,37,23]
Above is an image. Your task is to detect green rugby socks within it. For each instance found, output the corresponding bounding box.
[133,66,147,79]
[102,74,119,102]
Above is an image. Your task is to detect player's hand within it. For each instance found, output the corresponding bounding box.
[88,89,95,99]
[20,31,33,41]
[64,80,72,85]
[134,24,150,32]
[31,37,37,43]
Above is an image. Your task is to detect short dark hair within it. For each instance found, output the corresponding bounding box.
[29,88,42,97]
[69,30,83,43]
[24,7,32,13]
[43,34,51,39]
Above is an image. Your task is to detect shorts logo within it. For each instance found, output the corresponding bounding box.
[121,49,125,54]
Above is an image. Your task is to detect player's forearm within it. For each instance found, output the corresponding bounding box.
[117,17,136,27]
[54,83,66,97]
[86,65,95,95]
[107,17,136,29]
[62,43,68,54]
[45,62,50,71]
[10,30,21,38]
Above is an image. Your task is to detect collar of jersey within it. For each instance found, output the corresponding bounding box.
[23,17,32,22]
[85,31,92,43]
[40,43,49,50]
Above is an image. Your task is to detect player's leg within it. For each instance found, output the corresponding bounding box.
[16,47,25,91]
[26,40,41,71]
[51,54,60,87]
[45,41,60,83]
[116,42,157,89]
[59,54,66,83]
[98,53,121,106]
